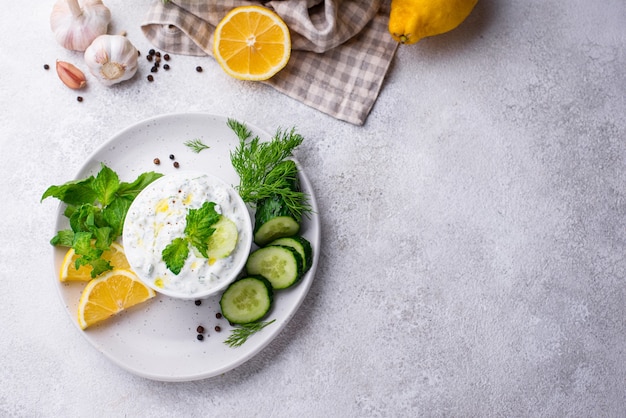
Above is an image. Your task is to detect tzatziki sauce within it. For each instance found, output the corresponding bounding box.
[123,171,252,299]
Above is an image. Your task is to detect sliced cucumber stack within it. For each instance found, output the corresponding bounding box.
[246,245,303,290]
[220,276,274,324]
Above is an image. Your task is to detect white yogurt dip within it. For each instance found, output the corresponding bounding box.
[122,171,252,299]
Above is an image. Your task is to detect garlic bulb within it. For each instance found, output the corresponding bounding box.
[50,0,111,51]
[84,35,138,86]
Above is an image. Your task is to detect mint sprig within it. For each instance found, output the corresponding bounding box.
[162,202,221,275]
[42,163,163,278]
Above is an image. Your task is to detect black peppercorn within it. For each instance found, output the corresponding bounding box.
[197,325,205,334]
[194,299,201,306]
[216,313,222,319]
[173,161,180,168]
[151,66,158,73]
[146,55,153,62]
[44,64,50,70]
[163,54,170,61]
[149,49,155,56]
[77,96,83,102]
[196,66,203,72]
[163,64,170,70]
[197,334,204,341]
[169,154,175,160]
[147,75,154,82]
[214,326,221,332]
[153,158,160,165]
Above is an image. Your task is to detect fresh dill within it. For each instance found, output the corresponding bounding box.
[224,319,276,348]
[228,118,311,220]
[184,138,210,153]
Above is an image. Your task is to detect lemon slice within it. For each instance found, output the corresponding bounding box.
[213,5,291,81]
[77,269,156,329]
[59,242,130,282]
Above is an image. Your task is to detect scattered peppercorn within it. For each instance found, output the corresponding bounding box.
[137,50,141,56]
[173,161,180,168]
[196,66,203,72]
[216,313,222,319]
[214,326,221,332]
[149,48,156,55]
[197,325,205,334]
[44,64,50,70]
[151,66,158,73]
[163,54,170,61]
[197,334,204,341]
[155,51,161,57]
[194,299,201,306]
[163,64,170,71]
[77,96,83,102]
[147,75,154,82]
[153,158,160,165]
[146,55,153,62]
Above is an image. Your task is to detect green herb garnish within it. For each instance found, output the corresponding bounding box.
[42,164,163,277]
[184,138,210,153]
[228,119,311,220]
[162,202,220,274]
[224,319,276,348]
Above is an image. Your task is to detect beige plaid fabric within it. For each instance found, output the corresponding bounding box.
[141,0,398,125]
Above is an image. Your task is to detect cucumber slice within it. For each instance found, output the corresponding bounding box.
[254,194,300,246]
[207,216,238,261]
[254,216,300,246]
[246,246,303,290]
[268,236,313,274]
[219,276,273,324]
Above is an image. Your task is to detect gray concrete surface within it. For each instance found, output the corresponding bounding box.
[1,0,625,416]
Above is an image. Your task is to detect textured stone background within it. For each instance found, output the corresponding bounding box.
[1,0,625,416]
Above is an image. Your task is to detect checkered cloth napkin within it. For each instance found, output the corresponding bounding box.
[141,0,398,125]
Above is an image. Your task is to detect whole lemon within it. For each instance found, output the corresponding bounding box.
[389,0,478,44]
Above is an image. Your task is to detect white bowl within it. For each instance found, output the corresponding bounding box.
[122,171,252,300]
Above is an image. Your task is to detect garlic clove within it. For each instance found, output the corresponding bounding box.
[84,34,139,86]
[56,60,87,89]
[50,0,111,52]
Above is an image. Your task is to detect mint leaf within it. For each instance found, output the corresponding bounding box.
[89,258,113,277]
[118,172,164,200]
[185,202,220,258]
[69,204,99,233]
[162,237,189,275]
[72,232,99,265]
[41,176,97,206]
[92,226,113,251]
[93,164,120,206]
[50,229,74,247]
[103,197,131,237]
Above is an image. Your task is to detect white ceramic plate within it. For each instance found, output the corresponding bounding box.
[52,113,320,381]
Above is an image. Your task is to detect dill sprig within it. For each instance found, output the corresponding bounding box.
[184,138,210,153]
[224,319,276,348]
[228,119,311,220]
